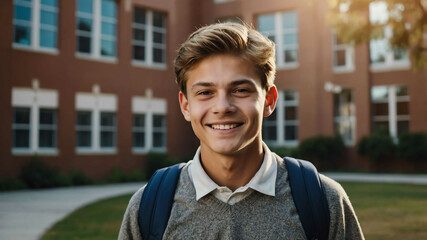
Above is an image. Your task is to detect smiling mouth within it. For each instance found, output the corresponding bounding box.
[209,123,243,130]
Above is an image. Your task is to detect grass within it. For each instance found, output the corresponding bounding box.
[41,183,427,240]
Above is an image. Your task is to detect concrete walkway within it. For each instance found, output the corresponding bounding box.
[0,182,144,240]
[1,173,427,240]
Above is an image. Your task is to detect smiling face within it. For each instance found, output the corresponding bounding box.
[179,54,277,157]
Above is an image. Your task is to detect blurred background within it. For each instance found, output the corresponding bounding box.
[0,0,426,186]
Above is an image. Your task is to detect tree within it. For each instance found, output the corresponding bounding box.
[327,0,427,70]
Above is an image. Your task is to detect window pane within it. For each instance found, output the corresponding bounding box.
[153,115,165,128]
[101,40,115,56]
[39,109,55,124]
[133,29,145,41]
[134,8,146,24]
[40,29,56,48]
[371,86,388,101]
[153,32,164,44]
[78,36,91,53]
[41,0,57,7]
[153,132,165,148]
[282,12,297,29]
[285,125,297,140]
[100,113,115,126]
[373,102,389,116]
[372,121,389,133]
[14,25,31,45]
[78,17,92,32]
[153,12,166,28]
[283,33,297,45]
[335,49,346,66]
[100,131,114,147]
[133,46,145,60]
[258,14,275,32]
[370,39,387,63]
[101,0,116,18]
[40,10,57,26]
[77,131,91,147]
[14,5,32,21]
[284,50,297,63]
[39,130,55,147]
[397,102,409,115]
[133,132,145,147]
[393,48,406,60]
[395,86,408,97]
[284,91,297,101]
[77,112,91,126]
[78,0,93,14]
[14,130,30,148]
[153,48,164,63]
[263,126,277,141]
[102,22,116,35]
[133,115,145,127]
[285,106,297,120]
[14,108,30,124]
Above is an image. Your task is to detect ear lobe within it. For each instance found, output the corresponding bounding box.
[179,92,191,122]
[264,85,278,117]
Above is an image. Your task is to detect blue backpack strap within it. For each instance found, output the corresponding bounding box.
[138,163,185,240]
[285,157,330,240]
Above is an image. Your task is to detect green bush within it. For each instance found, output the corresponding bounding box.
[20,156,71,189]
[357,131,395,164]
[69,171,93,186]
[0,178,27,191]
[145,153,182,179]
[106,168,146,183]
[269,146,301,158]
[397,132,427,162]
[298,135,345,169]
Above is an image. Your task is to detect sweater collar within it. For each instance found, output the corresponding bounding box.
[189,143,277,201]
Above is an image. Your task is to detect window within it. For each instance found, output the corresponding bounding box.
[262,90,299,147]
[334,89,356,145]
[258,11,298,68]
[11,83,58,155]
[76,0,117,59]
[13,0,59,52]
[369,2,410,70]
[132,8,167,67]
[132,92,167,153]
[75,85,117,154]
[371,85,409,139]
[332,32,354,72]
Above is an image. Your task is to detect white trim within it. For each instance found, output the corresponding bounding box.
[332,31,355,73]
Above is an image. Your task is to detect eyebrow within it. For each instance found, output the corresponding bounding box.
[190,79,257,91]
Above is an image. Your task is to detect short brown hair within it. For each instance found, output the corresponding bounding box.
[174,22,276,96]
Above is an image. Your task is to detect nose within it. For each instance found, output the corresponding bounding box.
[212,92,236,115]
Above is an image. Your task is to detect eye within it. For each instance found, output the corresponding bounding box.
[197,90,212,96]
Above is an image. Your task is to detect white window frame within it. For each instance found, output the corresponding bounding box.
[334,89,356,146]
[369,2,410,71]
[13,0,59,54]
[76,0,117,62]
[132,90,167,154]
[258,11,299,69]
[75,85,117,154]
[132,8,167,69]
[263,90,299,147]
[11,81,58,155]
[332,32,355,73]
[371,85,410,139]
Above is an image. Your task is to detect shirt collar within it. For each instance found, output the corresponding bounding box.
[189,143,277,201]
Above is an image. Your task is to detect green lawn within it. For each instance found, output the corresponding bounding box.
[41,182,427,240]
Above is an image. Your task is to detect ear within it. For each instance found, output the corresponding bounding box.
[263,85,278,117]
[179,91,191,122]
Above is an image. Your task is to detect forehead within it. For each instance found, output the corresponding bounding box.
[186,54,261,90]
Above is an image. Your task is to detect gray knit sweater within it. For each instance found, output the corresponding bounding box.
[119,156,364,240]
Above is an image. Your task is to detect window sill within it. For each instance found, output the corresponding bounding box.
[370,62,411,72]
[76,148,117,155]
[12,44,59,55]
[12,148,59,156]
[131,60,167,70]
[75,53,118,64]
[132,147,167,155]
[333,66,355,74]
[276,63,299,71]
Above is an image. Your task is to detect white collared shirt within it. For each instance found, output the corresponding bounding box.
[188,143,277,205]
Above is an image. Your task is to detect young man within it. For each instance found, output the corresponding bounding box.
[119,22,364,239]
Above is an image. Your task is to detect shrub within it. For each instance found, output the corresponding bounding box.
[145,153,182,179]
[269,146,301,158]
[20,156,70,189]
[357,131,395,164]
[0,178,27,191]
[69,171,93,186]
[298,135,345,169]
[106,168,146,183]
[397,132,427,162]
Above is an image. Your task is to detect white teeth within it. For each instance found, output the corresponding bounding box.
[211,124,238,130]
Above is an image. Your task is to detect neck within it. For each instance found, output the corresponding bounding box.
[200,141,264,191]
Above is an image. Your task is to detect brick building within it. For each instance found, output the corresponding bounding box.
[1,0,426,179]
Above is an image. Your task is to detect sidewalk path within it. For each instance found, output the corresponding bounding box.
[324,172,427,185]
[0,182,143,240]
